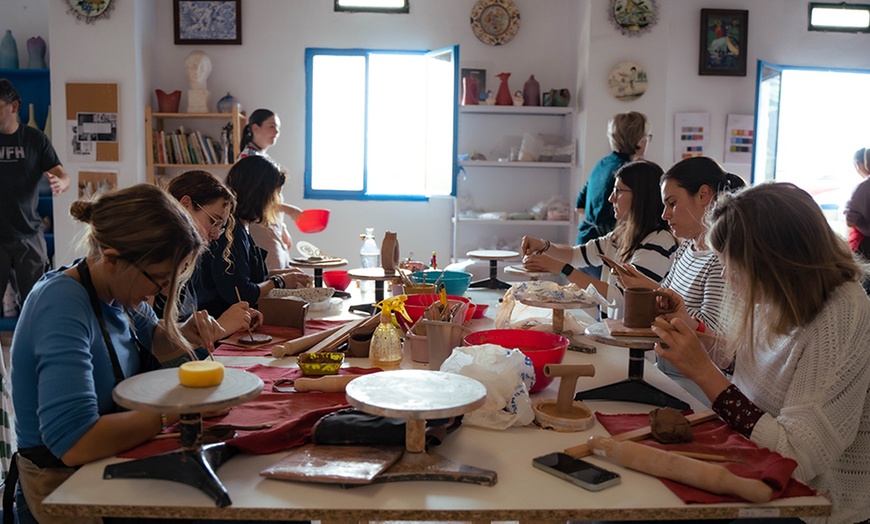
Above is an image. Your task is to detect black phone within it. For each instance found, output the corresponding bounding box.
[532,452,621,492]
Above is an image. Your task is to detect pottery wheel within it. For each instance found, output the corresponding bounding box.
[113,368,264,414]
[238,333,272,345]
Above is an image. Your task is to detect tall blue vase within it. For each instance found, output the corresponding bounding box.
[0,30,19,69]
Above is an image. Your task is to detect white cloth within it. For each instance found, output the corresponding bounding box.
[736,281,870,524]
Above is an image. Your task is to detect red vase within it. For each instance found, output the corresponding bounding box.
[155,89,181,113]
[495,72,512,106]
[462,77,479,106]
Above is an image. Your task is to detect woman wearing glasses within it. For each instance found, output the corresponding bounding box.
[197,155,310,317]
[152,170,263,359]
[9,184,205,522]
[522,160,678,319]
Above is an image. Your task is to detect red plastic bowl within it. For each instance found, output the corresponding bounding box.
[462,329,568,393]
[294,209,330,233]
[471,303,489,319]
[396,294,474,331]
[322,270,351,291]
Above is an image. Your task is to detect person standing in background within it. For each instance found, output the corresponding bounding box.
[844,148,870,289]
[237,108,304,270]
[0,78,70,313]
[575,111,650,280]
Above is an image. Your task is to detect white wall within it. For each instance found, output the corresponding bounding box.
[1,0,50,67]
[19,0,870,273]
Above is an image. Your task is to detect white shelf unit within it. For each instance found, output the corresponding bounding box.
[453,105,576,265]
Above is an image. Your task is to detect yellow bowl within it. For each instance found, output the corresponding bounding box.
[297,352,344,376]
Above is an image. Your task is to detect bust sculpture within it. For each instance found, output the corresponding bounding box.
[184,50,212,113]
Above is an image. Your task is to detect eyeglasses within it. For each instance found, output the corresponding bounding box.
[612,187,632,196]
[195,202,227,234]
[134,264,167,295]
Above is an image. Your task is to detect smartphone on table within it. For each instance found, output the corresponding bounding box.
[532,452,621,492]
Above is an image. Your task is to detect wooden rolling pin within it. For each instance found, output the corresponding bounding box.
[587,436,773,503]
[272,324,345,358]
[564,409,718,459]
[294,374,362,393]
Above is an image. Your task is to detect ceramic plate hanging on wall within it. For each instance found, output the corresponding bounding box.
[66,0,115,24]
[607,61,647,101]
[609,0,658,36]
[470,0,521,46]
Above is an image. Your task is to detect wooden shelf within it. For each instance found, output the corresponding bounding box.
[145,106,247,185]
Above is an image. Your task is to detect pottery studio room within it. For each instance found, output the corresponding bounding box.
[1,0,869,523]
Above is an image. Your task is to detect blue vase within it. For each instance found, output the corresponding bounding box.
[27,36,47,69]
[0,30,19,69]
[217,92,238,113]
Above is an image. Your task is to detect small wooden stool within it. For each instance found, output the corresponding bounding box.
[466,249,520,290]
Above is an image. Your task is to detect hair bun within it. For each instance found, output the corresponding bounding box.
[69,200,94,223]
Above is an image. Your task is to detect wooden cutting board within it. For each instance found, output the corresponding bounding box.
[604,318,658,337]
[260,444,403,485]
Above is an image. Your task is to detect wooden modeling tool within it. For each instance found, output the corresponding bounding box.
[234,286,267,344]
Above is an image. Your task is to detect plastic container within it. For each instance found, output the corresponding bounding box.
[359,228,380,295]
[322,270,351,291]
[408,270,472,296]
[462,329,569,393]
[295,209,330,233]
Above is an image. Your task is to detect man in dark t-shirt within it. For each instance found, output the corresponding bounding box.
[0,78,70,311]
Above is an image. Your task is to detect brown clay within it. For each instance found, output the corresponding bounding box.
[649,407,693,443]
[544,363,595,414]
[623,287,677,328]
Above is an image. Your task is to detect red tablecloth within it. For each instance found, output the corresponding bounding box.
[120,365,381,458]
[595,412,817,504]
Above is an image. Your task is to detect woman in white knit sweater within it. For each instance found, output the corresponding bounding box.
[651,183,870,524]
[521,160,678,318]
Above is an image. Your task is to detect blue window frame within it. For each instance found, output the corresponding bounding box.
[304,46,459,201]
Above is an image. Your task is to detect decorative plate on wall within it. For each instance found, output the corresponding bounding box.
[609,0,658,36]
[607,61,647,101]
[470,0,521,46]
[66,0,115,23]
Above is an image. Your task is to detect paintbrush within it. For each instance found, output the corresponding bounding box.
[235,286,256,341]
[191,310,215,361]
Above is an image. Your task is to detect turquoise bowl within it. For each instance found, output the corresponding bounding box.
[409,270,472,296]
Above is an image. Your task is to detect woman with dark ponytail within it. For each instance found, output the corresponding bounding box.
[238,108,280,160]
[615,156,746,403]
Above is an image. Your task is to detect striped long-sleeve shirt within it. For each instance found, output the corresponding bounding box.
[571,229,678,318]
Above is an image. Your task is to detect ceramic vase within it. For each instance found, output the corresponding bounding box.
[552,88,571,107]
[155,89,182,113]
[26,103,38,129]
[26,36,47,69]
[43,105,52,139]
[380,231,400,272]
[462,77,478,106]
[0,30,19,69]
[217,92,239,113]
[523,75,541,106]
[495,72,512,106]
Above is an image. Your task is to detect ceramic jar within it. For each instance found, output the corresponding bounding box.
[217,92,239,113]
[462,77,478,106]
[380,231,399,272]
[27,36,47,69]
[523,75,541,106]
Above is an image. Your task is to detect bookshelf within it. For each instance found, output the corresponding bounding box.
[145,106,247,185]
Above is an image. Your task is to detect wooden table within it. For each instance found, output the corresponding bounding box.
[579,321,689,410]
[467,249,520,290]
[43,289,831,522]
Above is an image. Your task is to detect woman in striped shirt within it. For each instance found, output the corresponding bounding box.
[616,156,745,401]
[521,160,677,319]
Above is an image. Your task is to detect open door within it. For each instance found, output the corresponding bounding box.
[423,44,459,196]
[752,60,783,184]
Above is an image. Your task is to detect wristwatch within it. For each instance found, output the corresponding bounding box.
[560,264,574,278]
[270,275,285,289]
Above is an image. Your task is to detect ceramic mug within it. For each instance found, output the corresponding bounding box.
[623,288,676,328]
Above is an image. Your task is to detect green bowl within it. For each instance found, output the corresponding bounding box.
[297,352,344,376]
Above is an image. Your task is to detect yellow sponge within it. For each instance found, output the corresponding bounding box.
[178,361,225,388]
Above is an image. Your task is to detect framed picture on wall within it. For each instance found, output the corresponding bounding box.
[174,0,242,45]
[699,9,748,76]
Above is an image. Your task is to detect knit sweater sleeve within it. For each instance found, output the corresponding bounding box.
[742,283,870,485]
